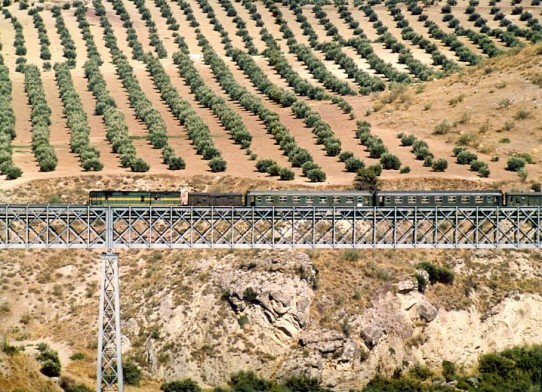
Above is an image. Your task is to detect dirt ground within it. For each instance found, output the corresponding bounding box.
[0,0,540,193]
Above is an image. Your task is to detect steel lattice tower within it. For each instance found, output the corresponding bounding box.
[96,252,124,392]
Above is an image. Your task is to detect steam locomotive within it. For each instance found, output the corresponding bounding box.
[88,190,542,207]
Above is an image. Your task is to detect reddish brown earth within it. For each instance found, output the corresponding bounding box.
[0,0,540,192]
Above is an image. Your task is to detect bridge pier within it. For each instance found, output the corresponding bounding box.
[96,252,124,391]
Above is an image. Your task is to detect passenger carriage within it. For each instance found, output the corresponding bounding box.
[375,190,503,207]
[245,190,374,207]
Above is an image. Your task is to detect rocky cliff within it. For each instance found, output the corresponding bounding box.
[1,248,542,390]
[118,248,542,390]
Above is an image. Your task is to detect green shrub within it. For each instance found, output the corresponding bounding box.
[514,152,534,164]
[267,164,281,176]
[478,166,490,177]
[161,379,202,392]
[130,157,149,172]
[283,375,331,392]
[301,161,318,176]
[432,158,448,172]
[456,150,478,165]
[442,360,456,382]
[243,287,258,303]
[514,109,531,120]
[423,156,433,167]
[339,151,354,162]
[469,160,486,172]
[477,346,542,391]
[400,166,410,174]
[417,262,454,284]
[238,315,248,328]
[1,339,19,355]
[60,377,93,392]
[256,159,276,173]
[82,158,103,171]
[400,133,417,146]
[209,157,227,172]
[36,344,61,377]
[409,363,433,380]
[380,153,401,170]
[167,156,186,170]
[324,140,341,156]
[354,167,379,191]
[506,156,526,171]
[4,165,22,179]
[40,359,61,377]
[433,120,453,135]
[307,168,326,182]
[368,163,383,176]
[69,352,85,361]
[279,167,294,181]
[345,157,364,172]
[453,146,466,156]
[362,375,427,392]
[123,361,141,386]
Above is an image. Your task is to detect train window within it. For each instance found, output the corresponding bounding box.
[256,196,262,203]
[435,196,443,203]
[448,196,456,203]
[319,196,327,204]
[333,196,341,204]
[154,196,160,201]
[385,196,391,203]
[306,197,314,204]
[421,196,430,204]
[279,196,288,203]
[105,195,109,200]
[394,197,403,203]
[266,196,273,203]
[487,196,496,203]
[475,196,484,204]
[461,196,470,203]
[141,196,145,202]
[408,196,416,204]
[346,197,354,203]
[292,196,300,203]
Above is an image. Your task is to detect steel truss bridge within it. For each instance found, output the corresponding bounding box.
[0,205,541,392]
[0,205,541,249]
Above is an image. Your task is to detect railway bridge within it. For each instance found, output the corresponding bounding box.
[0,205,540,391]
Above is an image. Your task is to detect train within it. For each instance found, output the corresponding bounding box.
[88,190,542,207]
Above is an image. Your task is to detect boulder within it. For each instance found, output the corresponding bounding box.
[340,340,360,363]
[396,279,416,294]
[360,324,385,349]
[300,329,345,354]
[418,300,438,322]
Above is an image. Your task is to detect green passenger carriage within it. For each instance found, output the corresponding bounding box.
[245,190,374,207]
[376,190,503,207]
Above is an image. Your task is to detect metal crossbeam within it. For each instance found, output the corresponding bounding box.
[96,253,123,392]
[0,206,539,249]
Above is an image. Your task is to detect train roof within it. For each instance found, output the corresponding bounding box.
[506,192,542,195]
[89,190,180,194]
[189,192,244,196]
[246,190,373,196]
[376,190,503,196]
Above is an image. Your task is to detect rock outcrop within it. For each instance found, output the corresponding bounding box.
[115,250,542,390]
